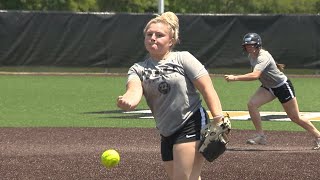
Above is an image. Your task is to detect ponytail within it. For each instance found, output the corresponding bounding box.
[276,63,285,72]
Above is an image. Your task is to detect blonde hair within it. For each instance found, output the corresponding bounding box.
[143,11,180,48]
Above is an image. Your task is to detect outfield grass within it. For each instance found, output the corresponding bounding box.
[1,66,320,75]
[0,75,319,131]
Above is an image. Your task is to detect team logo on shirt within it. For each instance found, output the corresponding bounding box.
[158,81,170,94]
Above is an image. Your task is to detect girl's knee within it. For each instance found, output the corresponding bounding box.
[247,101,257,109]
[289,115,302,123]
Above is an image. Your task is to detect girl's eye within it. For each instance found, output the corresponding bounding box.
[157,34,164,38]
[146,32,165,38]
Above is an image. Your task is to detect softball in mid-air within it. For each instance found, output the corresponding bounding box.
[101,149,120,168]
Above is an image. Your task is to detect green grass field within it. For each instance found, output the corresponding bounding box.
[0,74,319,131]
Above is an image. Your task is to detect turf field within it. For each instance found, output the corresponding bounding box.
[1,74,319,130]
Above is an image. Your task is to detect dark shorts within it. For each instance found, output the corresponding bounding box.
[160,107,209,161]
[262,79,295,103]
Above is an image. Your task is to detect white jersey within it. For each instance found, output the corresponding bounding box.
[127,51,208,137]
[249,49,287,88]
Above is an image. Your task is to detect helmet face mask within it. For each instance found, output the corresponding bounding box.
[242,33,262,49]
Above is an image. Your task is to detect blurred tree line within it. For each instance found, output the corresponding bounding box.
[0,0,319,14]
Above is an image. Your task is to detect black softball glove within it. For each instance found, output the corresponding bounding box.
[198,114,231,162]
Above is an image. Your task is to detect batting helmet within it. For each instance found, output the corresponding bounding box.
[242,33,262,48]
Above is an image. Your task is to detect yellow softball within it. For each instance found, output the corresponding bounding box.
[101,149,120,168]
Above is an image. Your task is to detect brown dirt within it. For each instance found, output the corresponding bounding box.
[0,128,319,180]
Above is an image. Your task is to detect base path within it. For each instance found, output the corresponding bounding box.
[222,111,320,122]
[0,128,319,180]
[124,110,320,122]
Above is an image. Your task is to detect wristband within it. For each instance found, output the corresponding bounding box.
[212,115,224,120]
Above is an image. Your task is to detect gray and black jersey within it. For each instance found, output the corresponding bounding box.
[127,51,208,137]
[249,49,287,88]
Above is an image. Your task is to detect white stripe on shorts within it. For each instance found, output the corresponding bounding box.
[199,107,207,128]
[285,81,295,98]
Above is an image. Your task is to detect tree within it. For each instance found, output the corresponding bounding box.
[0,0,319,14]
[0,0,98,12]
[96,0,158,13]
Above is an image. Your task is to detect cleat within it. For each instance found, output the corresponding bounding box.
[312,138,320,150]
[247,134,267,145]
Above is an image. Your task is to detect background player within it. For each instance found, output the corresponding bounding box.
[224,33,320,150]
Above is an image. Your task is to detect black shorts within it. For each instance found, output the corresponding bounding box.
[160,107,209,161]
[262,79,295,103]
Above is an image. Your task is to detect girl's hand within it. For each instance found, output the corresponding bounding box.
[224,75,237,82]
[117,96,134,111]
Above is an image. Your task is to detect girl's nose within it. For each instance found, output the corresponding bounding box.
[151,33,156,41]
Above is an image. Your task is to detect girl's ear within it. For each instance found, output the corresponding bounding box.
[169,38,174,47]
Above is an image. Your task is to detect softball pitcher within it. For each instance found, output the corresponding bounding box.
[117,12,225,180]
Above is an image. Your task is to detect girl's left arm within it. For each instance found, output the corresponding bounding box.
[193,74,224,123]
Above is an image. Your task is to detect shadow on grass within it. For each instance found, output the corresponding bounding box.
[83,110,123,114]
[82,109,153,119]
[261,115,288,121]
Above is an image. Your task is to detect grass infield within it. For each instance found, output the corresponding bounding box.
[0,74,319,131]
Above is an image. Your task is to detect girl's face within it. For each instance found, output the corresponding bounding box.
[144,22,173,60]
[244,44,259,55]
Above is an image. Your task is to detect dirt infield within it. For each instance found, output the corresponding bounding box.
[0,128,319,180]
